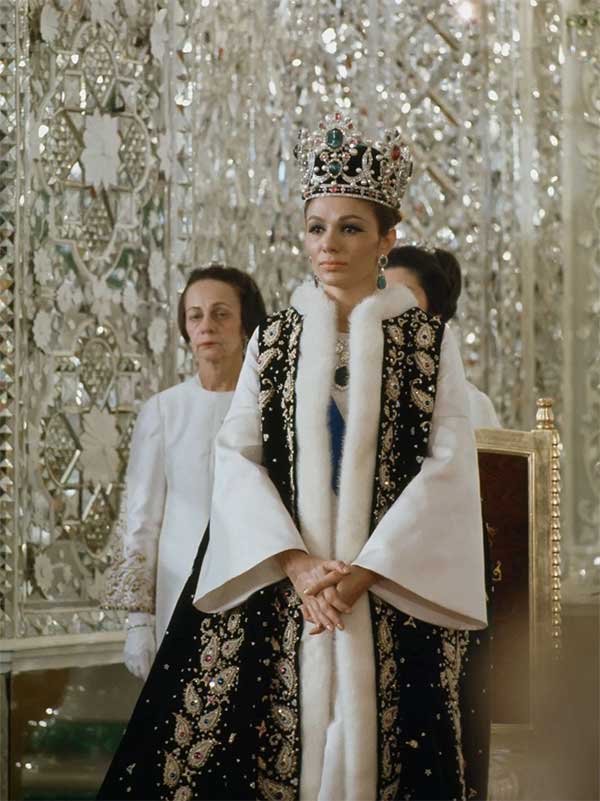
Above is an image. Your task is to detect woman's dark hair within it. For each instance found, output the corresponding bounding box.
[177,264,267,343]
[304,198,401,236]
[387,245,462,323]
[369,202,402,235]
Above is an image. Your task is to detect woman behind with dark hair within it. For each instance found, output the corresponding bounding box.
[386,245,500,428]
[102,264,266,680]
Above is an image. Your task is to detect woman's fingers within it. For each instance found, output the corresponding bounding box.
[323,560,351,575]
[323,586,353,613]
[303,570,344,597]
[303,596,341,633]
[316,594,344,630]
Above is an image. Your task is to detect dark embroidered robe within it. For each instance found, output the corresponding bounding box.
[97,306,488,801]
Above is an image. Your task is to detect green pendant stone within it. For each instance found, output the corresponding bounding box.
[328,160,343,176]
[377,272,387,290]
[326,127,344,149]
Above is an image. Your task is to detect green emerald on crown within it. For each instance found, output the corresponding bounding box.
[326,127,344,149]
[328,160,343,176]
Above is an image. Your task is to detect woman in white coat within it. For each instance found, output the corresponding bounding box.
[385,244,501,428]
[102,264,266,679]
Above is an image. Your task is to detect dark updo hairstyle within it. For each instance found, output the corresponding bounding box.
[370,202,402,235]
[387,245,462,323]
[177,264,267,343]
[304,198,401,236]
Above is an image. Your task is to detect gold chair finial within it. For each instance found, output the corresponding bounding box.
[536,398,555,430]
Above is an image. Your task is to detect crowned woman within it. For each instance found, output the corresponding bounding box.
[99,114,487,801]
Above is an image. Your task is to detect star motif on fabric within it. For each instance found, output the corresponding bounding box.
[256,720,267,737]
[425,769,432,776]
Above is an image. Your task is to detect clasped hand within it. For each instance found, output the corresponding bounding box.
[277,550,376,636]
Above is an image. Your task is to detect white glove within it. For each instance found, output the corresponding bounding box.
[124,612,156,680]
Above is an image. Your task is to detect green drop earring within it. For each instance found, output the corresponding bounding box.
[377,254,388,290]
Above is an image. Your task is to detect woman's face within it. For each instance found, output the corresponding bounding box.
[304,196,396,294]
[385,266,429,311]
[184,279,244,367]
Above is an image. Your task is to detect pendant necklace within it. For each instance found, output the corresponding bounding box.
[334,337,349,391]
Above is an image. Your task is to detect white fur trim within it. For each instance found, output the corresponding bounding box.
[292,282,337,800]
[299,629,335,800]
[336,283,417,562]
[291,282,418,801]
[333,285,416,800]
[293,283,336,558]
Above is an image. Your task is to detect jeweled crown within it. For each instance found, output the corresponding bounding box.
[294,113,413,212]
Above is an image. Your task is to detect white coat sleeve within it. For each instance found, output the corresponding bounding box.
[354,327,488,630]
[467,381,502,429]
[101,396,166,613]
[194,331,307,613]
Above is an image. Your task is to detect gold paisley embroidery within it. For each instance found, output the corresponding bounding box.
[208,665,238,695]
[275,740,296,778]
[227,613,241,633]
[282,620,299,654]
[275,658,296,693]
[198,708,220,733]
[200,635,219,670]
[221,632,244,659]
[259,588,302,798]
[411,382,434,414]
[161,608,245,792]
[163,753,181,788]
[382,740,393,779]
[183,681,202,716]
[263,319,282,346]
[187,739,215,769]
[259,310,302,520]
[173,787,192,801]
[416,321,435,348]
[415,349,435,376]
[173,714,192,747]
[378,619,394,652]
[381,780,400,800]
[382,425,394,453]
[272,704,295,732]
[257,773,295,801]
[258,347,281,373]
[381,658,397,690]
[379,462,392,490]
[382,706,398,731]
[373,599,402,797]
[389,324,405,347]
[440,629,469,800]
[283,370,294,401]
[386,374,401,401]
[259,387,276,410]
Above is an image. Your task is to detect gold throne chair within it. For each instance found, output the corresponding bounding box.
[475,398,561,801]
